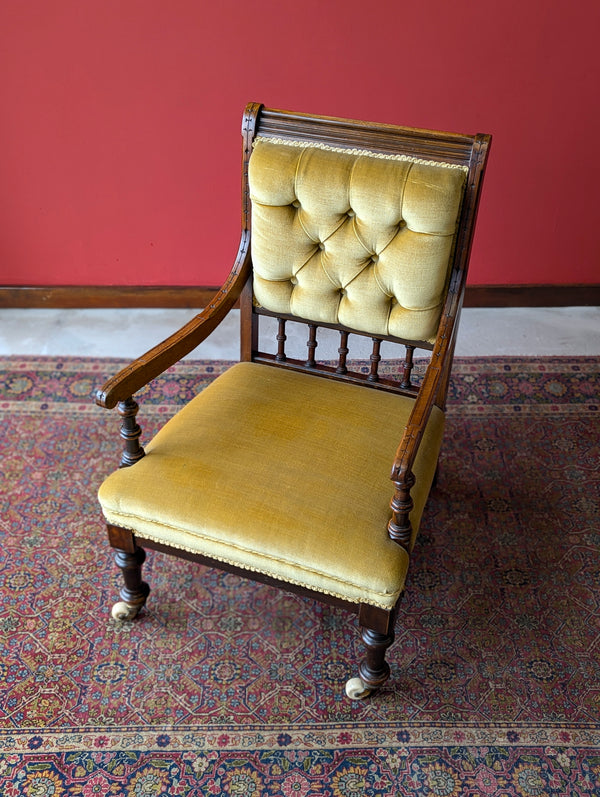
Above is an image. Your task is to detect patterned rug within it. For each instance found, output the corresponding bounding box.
[0,356,599,796]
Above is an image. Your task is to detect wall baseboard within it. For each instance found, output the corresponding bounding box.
[1,284,599,309]
[0,285,217,309]
[462,284,600,307]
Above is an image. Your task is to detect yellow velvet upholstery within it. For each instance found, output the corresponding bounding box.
[249,138,467,344]
[98,363,445,610]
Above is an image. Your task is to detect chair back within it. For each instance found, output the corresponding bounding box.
[250,136,468,345]
[240,105,490,395]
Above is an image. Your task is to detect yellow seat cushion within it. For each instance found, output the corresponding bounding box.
[98,363,445,610]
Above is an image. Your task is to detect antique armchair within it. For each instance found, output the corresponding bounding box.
[96,104,491,699]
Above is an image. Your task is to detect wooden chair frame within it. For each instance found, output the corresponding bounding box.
[96,104,491,697]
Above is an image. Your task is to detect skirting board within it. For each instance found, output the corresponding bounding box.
[1,284,599,309]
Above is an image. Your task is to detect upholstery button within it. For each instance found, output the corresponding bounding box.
[292,200,301,209]
[347,209,355,218]
[340,288,346,296]
[371,254,379,264]
[290,276,298,286]
[318,242,325,251]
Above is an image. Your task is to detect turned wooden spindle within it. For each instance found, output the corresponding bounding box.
[306,324,318,368]
[117,397,145,468]
[276,318,287,362]
[401,345,415,389]
[387,470,416,550]
[368,338,381,382]
[336,330,349,374]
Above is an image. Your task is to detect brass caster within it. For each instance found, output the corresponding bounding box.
[345,677,372,700]
[111,601,139,622]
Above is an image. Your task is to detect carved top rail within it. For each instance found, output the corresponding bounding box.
[255,107,476,166]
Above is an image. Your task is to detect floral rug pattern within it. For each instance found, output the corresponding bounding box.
[0,356,599,795]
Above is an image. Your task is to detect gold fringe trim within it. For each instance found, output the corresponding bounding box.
[104,514,401,611]
[253,135,469,172]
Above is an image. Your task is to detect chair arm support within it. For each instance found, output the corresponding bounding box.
[390,352,445,483]
[387,269,463,548]
[391,258,465,482]
[387,124,489,547]
[96,232,251,409]
[391,130,490,483]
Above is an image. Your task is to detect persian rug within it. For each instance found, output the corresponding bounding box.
[0,355,599,796]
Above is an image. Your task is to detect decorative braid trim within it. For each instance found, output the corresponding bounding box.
[253,135,469,172]
[106,516,400,610]
[138,530,400,610]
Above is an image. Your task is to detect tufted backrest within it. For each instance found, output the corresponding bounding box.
[249,137,468,345]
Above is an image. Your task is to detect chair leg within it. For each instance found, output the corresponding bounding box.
[111,545,150,621]
[346,626,395,699]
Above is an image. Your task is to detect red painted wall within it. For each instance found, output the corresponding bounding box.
[1,0,599,287]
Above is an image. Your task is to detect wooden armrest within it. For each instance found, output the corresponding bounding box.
[386,286,460,550]
[392,131,490,482]
[96,233,251,409]
[391,348,446,481]
[390,269,463,484]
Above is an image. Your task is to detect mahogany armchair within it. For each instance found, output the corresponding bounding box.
[96,104,491,699]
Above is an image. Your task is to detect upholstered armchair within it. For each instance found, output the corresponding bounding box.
[96,104,491,699]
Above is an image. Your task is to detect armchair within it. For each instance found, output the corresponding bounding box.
[96,104,491,699]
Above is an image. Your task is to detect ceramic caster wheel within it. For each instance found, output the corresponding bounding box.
[111,601,139,622]
[345,677,372,700]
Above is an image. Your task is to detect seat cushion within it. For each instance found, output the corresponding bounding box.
[98,363,445,610]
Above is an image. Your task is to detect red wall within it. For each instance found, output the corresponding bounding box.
[1,0,599,288]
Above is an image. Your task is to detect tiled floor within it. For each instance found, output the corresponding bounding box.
[1,306,599,359]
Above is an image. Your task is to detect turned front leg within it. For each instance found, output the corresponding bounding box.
[346,605,397,699]
[110,543,150,621]
[358,627,395,689]
[115,545,150,605]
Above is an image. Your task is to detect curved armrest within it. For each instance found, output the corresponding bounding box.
[391,130,491,482]
[386,278,461,550]
[96,232,251,409]
[390,269,462,484]
[390,353,444,483]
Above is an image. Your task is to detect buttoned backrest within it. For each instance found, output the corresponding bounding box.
[249,137,468,345]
